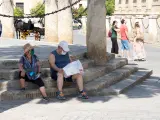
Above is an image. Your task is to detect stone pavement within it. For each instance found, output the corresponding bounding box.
[0,31,160,119]
[0,38,87,61]
[0,78,160,120]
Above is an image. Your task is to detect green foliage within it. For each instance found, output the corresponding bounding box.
[14,7,24,17]
[30,2,45,16]
[105,0,115,16]
[72,6,87,19]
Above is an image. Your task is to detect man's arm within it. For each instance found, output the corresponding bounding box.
[69,55,76,62]
[49,54,63,73]
[125,26,130,41]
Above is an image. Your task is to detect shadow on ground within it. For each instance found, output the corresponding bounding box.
[0,45,87,60]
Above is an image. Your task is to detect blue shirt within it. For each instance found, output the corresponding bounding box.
[50,50,70,73]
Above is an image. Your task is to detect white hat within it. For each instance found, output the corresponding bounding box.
[58,41,70,52]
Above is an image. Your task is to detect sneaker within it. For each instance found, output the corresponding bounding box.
[78,91,89,99]
[140,58,146,61]
[42,97,50,102]
[134,59,138,61]
[56,91,66,100]
[20,88,25,91]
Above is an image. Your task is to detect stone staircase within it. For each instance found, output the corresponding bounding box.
[0,52,152,101]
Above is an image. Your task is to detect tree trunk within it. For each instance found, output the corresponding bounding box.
[45,0,58,42]
[0,0,14,38]
[58,0,73,44]
[87,0,107,65]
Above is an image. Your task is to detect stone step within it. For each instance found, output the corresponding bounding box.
[0,64,137,101]
[0,58,128,90]
[95,70,153,96]
[84,64,139,95]
[0,51,87,69]
[0,52,115,69]
[0,59,94,80]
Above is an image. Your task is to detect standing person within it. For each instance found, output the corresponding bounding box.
[120,19,131,60]
[111,21,119,56]
[34,30,40,41]
[132,22,146,61]
[18,43,49,101]
[0,20,2,37]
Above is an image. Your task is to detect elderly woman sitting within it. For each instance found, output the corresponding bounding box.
[18,43,49,101]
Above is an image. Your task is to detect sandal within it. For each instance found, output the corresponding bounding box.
[78,91,89,99]
[56,91,66,100]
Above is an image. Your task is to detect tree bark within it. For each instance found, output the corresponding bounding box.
[45,0,58,42]
[87,0,107,65]
[0,0,14,38]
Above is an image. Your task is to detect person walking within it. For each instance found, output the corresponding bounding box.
[111,21,120,56]
[120,19,132,60]
[132,22,146,61]
[0,20,2,37]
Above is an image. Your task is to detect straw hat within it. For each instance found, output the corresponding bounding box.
[23,43,35,53]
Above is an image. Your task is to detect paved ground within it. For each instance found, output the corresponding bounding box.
[0,30,160,119]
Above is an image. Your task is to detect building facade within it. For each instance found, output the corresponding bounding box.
[114,0,160,15]
[13,0,43,15]
[73,0,87,9]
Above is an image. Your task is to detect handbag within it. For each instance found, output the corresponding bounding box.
[108,29,112,37]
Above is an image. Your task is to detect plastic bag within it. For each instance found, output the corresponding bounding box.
[63,60,84,78]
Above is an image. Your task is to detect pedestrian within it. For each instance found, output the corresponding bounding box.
[18,43,49,101]
[120,19,132,60]
[34,30,40,41]
[132,22,146,61]
[111,20,120,56]
[0,20,2,37]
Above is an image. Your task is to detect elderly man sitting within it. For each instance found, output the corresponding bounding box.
[49,41,88,100]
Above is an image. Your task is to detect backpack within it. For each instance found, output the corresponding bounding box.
[108,29,112,37]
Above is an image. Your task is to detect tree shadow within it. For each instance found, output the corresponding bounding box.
[0,44,87,61]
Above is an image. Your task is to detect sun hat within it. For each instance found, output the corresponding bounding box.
[23,43,35,53]
[58,41,70,52]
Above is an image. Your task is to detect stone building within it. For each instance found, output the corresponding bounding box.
[74,0,87,9]
[13,0,43,15]
[114,0,160,15]
[111,0,160,43]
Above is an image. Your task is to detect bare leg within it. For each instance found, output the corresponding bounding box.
[39,86,47,97]
[57,73,64,92]
[20,78,25,88]
[121,50,124,58]
[72,74,83,91]
[127,50,131,59]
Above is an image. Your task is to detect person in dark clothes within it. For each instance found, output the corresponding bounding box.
[0,20,2,37]
[111,21,120,56]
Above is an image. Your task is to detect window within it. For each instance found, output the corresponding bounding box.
[79,4,82,8]
[133,0,137,3]
[16,2,24,11]
[126,0,129,4]
[119,0,122,4]
[142,0,146,3]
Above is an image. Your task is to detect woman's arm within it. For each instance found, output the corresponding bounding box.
[36,61,41,73]
[18,63,25,72]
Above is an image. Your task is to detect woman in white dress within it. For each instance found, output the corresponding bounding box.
[132,22,146,61]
